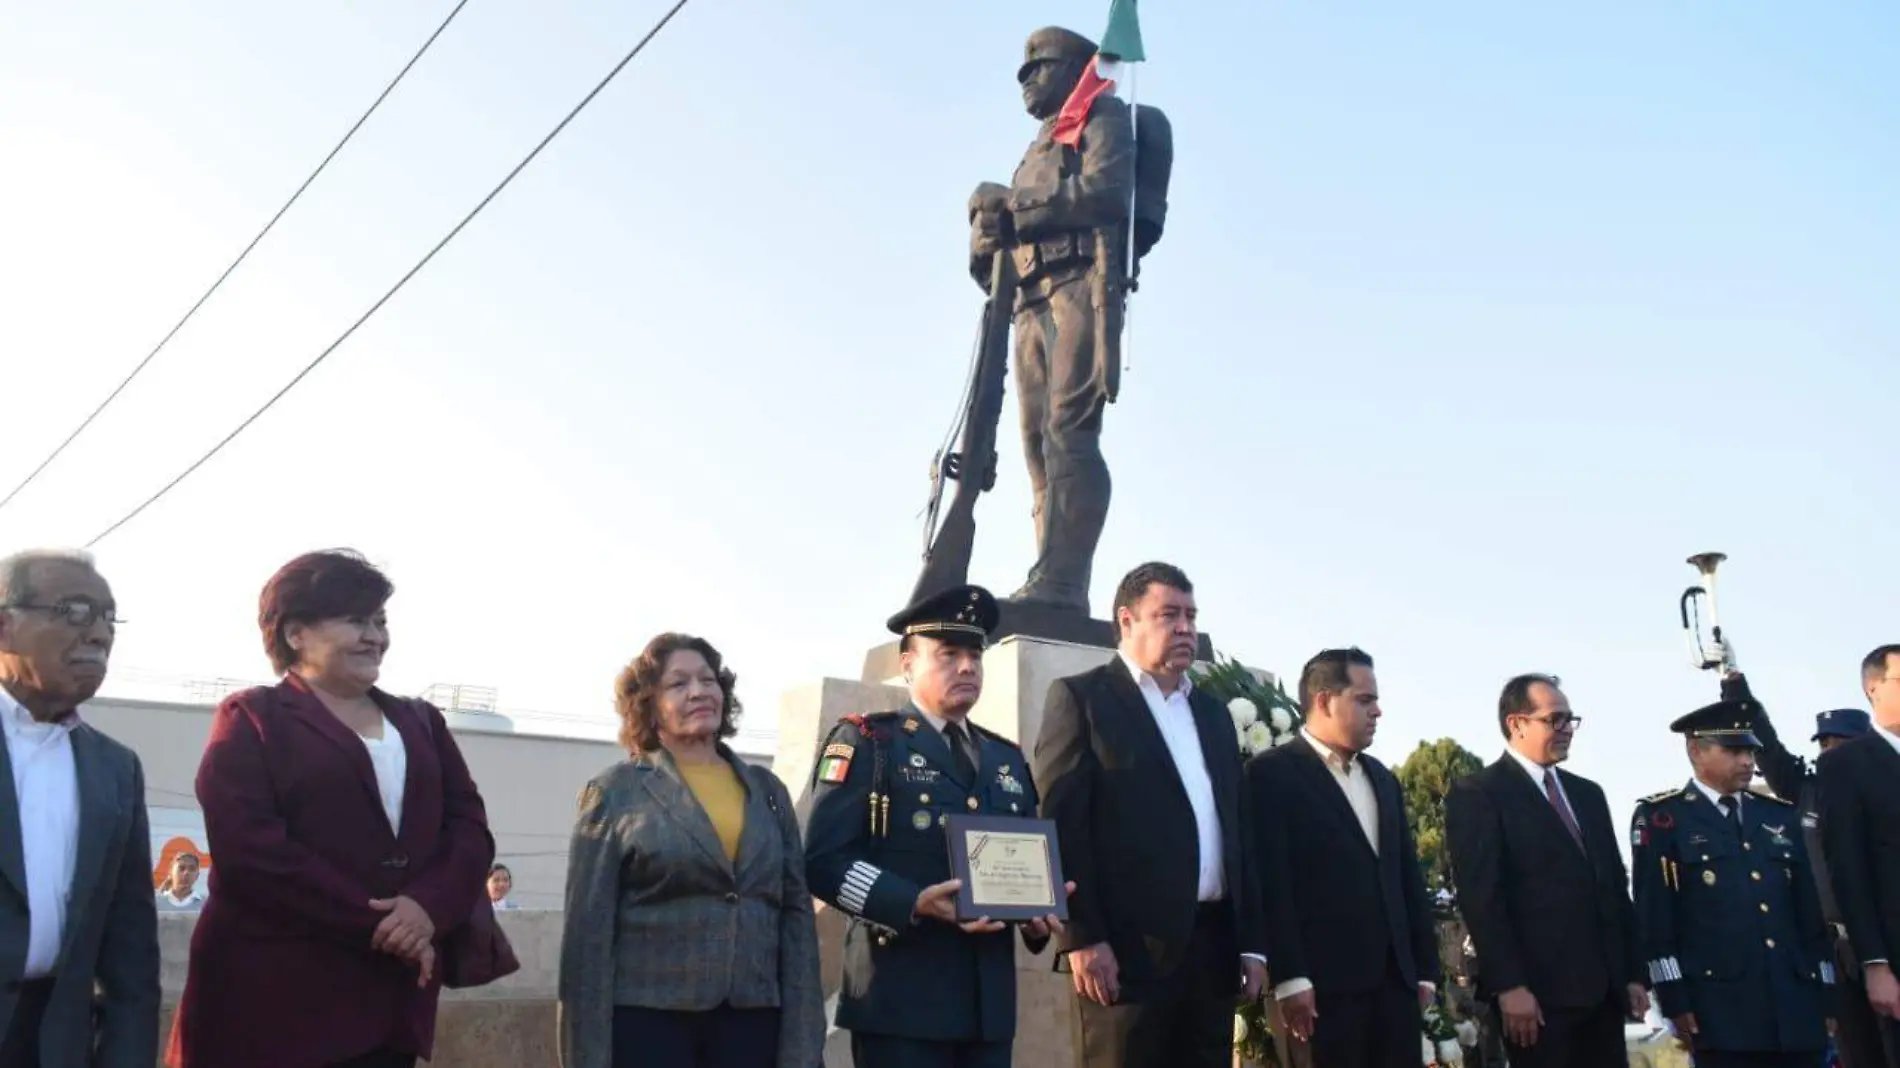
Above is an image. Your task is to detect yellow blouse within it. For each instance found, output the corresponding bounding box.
[679,759,747,861]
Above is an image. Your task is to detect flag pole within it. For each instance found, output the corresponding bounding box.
[1123,63,1138,379]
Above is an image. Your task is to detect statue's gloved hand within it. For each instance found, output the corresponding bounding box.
[969,181,1012,222]
[969,181,1015,258]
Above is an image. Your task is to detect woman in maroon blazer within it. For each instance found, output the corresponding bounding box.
[167,550,495,1068]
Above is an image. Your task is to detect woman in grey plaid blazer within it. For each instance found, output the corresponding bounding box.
[558,633,824,1068]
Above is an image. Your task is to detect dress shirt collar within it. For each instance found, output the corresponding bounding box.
[1302,727,1360,772]
[0,685,79,738]
[1691,777,1741,812]
[1118,651,1193,700]
[912,705,968,739]
[1875,719,1900,757]
[1505,746,1561,788]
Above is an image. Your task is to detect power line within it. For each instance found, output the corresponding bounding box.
[84,0,694,548]
[0,0,472,520]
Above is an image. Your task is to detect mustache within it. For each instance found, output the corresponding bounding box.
[68,649,109,665]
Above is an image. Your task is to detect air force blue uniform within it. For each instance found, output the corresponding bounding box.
[1630,698,1835,1067]
[801,585,1051,1068]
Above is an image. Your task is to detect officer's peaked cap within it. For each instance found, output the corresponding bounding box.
[887,584,1000,650]
[1669,699,1761,749]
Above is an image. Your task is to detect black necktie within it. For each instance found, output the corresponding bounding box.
[1719,795,1742,833]
[945,721,977,783]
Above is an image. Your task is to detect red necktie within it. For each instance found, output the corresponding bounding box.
[1544,769,1585,848]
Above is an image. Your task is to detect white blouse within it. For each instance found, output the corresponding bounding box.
[359,715,408,836]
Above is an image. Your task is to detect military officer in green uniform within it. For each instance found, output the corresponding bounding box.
[803,584,1069,1068]
[1630,698,1836,1068]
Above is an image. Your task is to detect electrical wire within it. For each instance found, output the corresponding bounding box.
[83,0,694,548]
[0,0,472,520]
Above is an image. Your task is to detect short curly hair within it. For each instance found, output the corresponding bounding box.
[614,632,742,756]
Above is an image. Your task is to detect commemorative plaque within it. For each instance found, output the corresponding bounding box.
[943,814,1068,922]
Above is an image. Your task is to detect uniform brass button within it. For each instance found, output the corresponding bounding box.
[966,797,979,810]
[919,793,931,804]
[1704,970,1714,978]
[725,893,739,904]
[1743,843,1752,851]
[876,934,890,946]
[1011,803,1019,813]
[1751,871,1762,881]
[1759,903,1769,913]
[1765,938,1776,948]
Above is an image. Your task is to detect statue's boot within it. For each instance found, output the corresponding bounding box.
[1008,441,1109,613]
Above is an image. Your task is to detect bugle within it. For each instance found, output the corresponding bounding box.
[1679,551,1732,672]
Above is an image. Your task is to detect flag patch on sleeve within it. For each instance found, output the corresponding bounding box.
[819,743,854,783]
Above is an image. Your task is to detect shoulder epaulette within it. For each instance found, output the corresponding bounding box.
[834,711,896,736]
[1637,787,1680,806]
[1756,791,1797,806]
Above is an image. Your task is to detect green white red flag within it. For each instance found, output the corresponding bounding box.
[1052,0,1145,148]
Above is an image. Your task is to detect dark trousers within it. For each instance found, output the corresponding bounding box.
[850,1033,1011,1068]
[1072,903,1237,1068]
[1499,994,1624,1068]
[1310,976,1424,1068]
[0,979,53,1068]
[1692,1054,1825,1068]
[612,1003,779,1068]
[1833,939,1888,1068]
[327,1051,416,1068]
[1011,271,1111,606]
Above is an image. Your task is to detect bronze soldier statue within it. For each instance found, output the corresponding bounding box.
[967,26,1167,614]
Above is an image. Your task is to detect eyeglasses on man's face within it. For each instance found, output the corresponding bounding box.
[3,599,123,628]
[1524,713,1582,732]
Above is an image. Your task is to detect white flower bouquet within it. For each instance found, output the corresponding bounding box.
[1189,654,1303,759]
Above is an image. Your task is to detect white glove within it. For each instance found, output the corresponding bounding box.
[1713,635,1738,673]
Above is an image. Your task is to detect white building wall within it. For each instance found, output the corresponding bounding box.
[80,695,774,910]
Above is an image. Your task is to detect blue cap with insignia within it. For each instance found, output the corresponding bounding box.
[886,584,1000,650]
[1813,707,1871,742]
[1669,699,1761,748]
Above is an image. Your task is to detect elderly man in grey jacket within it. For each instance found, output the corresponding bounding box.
[0,549,160,1068]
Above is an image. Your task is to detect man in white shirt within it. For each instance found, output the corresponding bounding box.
[156,852,207,912]
[1245,646,1439,1068]
[0,549,158,1068]
[1033,561,1266,1068]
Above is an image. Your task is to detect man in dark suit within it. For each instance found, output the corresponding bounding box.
[1444,673,1646,1067]
[0,549,158,1068]
[1031,561,1266,1068]
[1821,643,1900,1062]
[804,585,1064,1068]
[1633,699,1833,1068]
[1246,647,1437,1068]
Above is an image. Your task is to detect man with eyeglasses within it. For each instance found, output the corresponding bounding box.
[0,549,158,1068]
[1820,643,1900,1064]
[1445,674,1646,1067]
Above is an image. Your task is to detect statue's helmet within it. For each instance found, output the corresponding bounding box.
[1018,26,1097,83]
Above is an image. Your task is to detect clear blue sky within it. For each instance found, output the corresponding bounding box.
[1,2,1895,829]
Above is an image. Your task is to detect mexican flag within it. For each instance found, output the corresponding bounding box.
[1052,0,1146,149]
